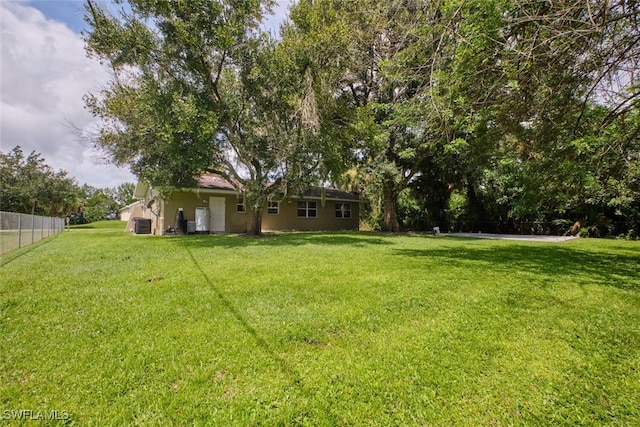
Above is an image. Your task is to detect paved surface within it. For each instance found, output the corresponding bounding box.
[446,233,580,243]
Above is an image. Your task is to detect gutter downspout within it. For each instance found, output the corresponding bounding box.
[148,185,161,235]
[159,199,165,235]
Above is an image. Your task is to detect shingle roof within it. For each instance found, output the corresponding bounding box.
[298,186,360,201]
[196,174,359,201]
[197,174,236,191]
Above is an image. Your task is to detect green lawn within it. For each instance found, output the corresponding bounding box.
[1,224,639,425]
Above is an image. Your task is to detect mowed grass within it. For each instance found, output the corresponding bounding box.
[1,223,639,426]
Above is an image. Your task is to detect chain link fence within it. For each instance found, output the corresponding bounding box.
[0,211,66,255]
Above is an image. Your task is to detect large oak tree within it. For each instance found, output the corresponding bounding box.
[83,0,324,235]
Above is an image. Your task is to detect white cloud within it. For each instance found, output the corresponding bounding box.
[0,1,294,188]
[0,1,136,188]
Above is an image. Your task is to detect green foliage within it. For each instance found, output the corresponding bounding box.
[0,146,80,216]
[447,189,468,230]
[459,105,640,236]
[396,187,423,230]
[84,0,338,235]
[78,185,120,223]
[114,182,136,207]
[82,0,639,236]
[395,0,639,236]
[287,0,452,232]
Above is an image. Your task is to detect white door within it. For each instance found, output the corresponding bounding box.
[209,197,226,233]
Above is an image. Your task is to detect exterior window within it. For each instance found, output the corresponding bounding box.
[237,196,245,212]
[267,201,279,215]
[335,203,351,219]
[297,201,317,218]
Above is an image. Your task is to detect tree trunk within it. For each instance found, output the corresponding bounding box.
[245,186,266,237]
[382,183,400,232]
[248,206,263,236]
[465,180,490,232]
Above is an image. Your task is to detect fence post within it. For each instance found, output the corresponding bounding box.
[1,212,69,255]
[17,214,22,249]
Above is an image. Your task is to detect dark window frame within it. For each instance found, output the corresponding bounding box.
[236,196,246,213]
[297,201,317,218]
[335,202,352,219]
[267,201,279,215]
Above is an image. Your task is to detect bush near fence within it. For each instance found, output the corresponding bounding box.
[0,211,65,255]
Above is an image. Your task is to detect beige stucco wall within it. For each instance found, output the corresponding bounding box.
[120,210,131,222]
[162,190,249,234]
[150,200,162,235]
[125,204,146,232]
[261,199,359,231]
[157,190,359,234]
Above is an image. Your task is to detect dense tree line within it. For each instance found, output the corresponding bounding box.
[0,145,136,223]
[83,0,639,238]
[0,146,78,217]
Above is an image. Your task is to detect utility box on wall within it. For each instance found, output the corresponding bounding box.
[195,207,210,233]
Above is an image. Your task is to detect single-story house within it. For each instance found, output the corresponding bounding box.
[130,174,360,235]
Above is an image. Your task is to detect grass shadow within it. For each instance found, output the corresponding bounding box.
[183,247,325,409]
[0,233,62,267]
[172,231,393,250]
[69,221,127,230]
[395,242,640,292]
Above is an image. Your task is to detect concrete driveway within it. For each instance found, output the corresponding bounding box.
[446,232,580,243]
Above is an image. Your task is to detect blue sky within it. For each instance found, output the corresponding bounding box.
[29,0,89,33]
[27,0,289,33]
[1,1,290,188]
